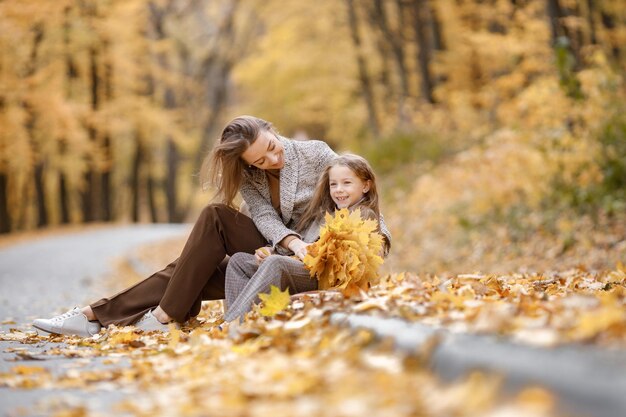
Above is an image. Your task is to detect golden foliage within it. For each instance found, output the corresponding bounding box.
[2,237,625,415]
[0,295,565,417]
[303,208,384,297]
[367,266,626,347]
[258,285,291,317]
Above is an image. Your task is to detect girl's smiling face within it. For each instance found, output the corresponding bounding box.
[328,165,370,209]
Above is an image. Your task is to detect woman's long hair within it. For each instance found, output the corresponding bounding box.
[200,115,277,207]
[296,154,381,233]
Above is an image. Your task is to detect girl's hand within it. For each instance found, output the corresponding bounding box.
[254,246,274,263]
[288,239,309,260]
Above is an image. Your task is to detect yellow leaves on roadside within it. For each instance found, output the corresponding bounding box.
[573,291,626,341]
[168,325,182,350]
[362,267,626,347]
[608,261,626,284]
[304,208,384,297]
[11,365,47,375]
[258,285,291,317]
[108,330,140,346]
[0,365,51,390]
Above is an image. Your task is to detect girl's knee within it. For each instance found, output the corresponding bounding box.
[260,255,289,271]
[229,252,252,268]
[263,254,282,265]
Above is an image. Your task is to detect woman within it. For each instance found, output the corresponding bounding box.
[32,116,390,336]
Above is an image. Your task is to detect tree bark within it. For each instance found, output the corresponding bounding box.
[130,137,143,223]
[33,163,47,227]
[585,0,598,45]
[411,0,436,104]
[367,0,410,124]
[81,47,101,222]
[166,137,180,223]
[193,0,240,175]
[428,0,446,51]
[546,0,581,70]
[101,135,112,221]
[600,10,620,62]
[60,6,76,225]
[25,24,48,228]
[100,43,114,222]
[59,170,70,224]
[346,0,380,136]
[147,172,159,223]
[148,1,181,223]
[80,169,95,222]
[0,173,11,233]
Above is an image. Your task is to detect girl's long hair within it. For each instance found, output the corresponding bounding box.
[200,115,277,207]
[296,154,381,233]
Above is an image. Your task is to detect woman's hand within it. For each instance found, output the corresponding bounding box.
[288,238,309,260]
[254,246,274,263]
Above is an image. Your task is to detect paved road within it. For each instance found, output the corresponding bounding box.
[0,224,189,417]
[332,314,626,417]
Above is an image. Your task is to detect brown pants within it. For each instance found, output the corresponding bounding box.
[90,204,267,326]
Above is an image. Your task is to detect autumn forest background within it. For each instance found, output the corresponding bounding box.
[1,0,624,274]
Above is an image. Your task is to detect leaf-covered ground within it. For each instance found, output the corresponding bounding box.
[3,293,563,417]
[2,233,625,416]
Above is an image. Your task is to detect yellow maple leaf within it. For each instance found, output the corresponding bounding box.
[303,208,384,297]
[258,285,291,317]
[11,365,48,375]
[108,330,139,345]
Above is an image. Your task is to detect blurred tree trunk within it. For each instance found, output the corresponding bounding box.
[599,9,620,62]
[27,104,48,228]
[148,1,182,223]
[101,135,112,221]
[59,168,70,224]
[190,60,231,220]
[194,0,240,176]
[195,62,230,173]
[547,0,566,44]
[166,134,180,223]
[25,24,48,228]
[60,6,76,225]
[0,174,10,233]
[17,182,29,230]
[410,0,436,104]
[131,137,144,223]
[547,0,583,98]
[100,43,114,222]
[585,0,598,45]
[372,32,394,105]
[366,0,410,125]
[81,47,102,222]
[147,173,159,223]
[186,0,250,218]
[546,0,582,70]
[429,0,445,51]
[33,163,47,227]
[345,0,380,136]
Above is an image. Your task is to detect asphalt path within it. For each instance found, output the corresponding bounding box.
[0,224,189,416]
[332,314,626,417]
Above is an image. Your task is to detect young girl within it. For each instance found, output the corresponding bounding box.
[223,154,390,322]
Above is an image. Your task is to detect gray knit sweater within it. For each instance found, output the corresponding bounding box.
[240,136,391,251]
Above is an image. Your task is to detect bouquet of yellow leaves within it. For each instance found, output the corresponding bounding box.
[303,208,384,297]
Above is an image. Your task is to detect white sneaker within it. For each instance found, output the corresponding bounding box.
[135,310,171,332]
[32,307,102,337]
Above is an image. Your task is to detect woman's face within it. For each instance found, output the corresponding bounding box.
[241,130,285,170]
[328,165,370,209]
